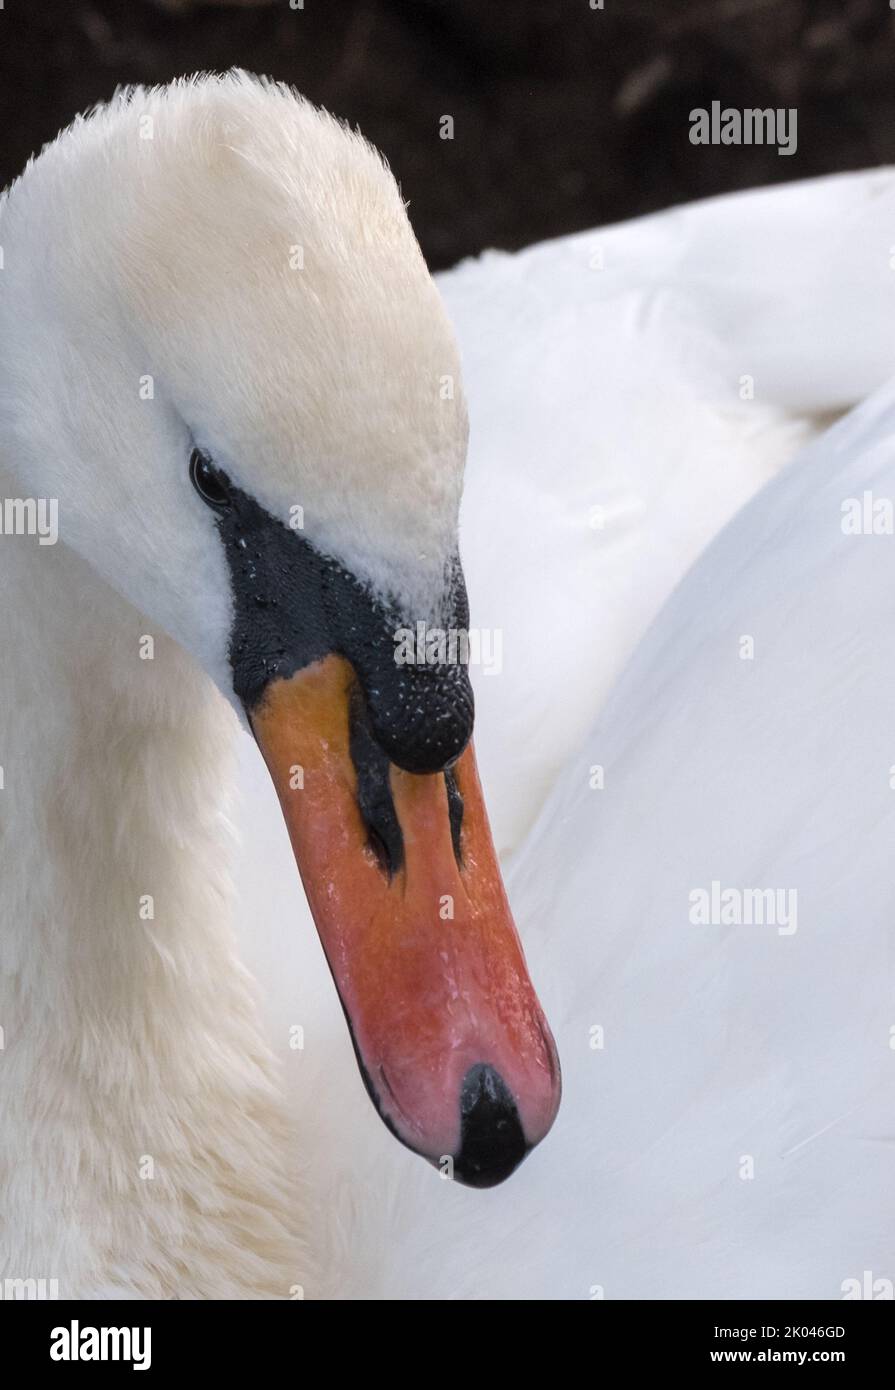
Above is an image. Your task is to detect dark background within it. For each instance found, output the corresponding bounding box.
[1,0,894,269]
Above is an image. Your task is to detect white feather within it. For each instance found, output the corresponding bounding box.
[3,70,894,1298]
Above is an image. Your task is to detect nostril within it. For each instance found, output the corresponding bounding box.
[365,824,394,878]
[348,684,404,878]
[453,1064,528,1188]
[444,768,464,866]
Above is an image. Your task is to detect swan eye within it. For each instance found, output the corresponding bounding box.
[189,448,231,509]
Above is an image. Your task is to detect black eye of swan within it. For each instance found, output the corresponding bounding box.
[189,448,232,509]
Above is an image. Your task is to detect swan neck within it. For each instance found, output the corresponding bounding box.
[0,516,237,1004]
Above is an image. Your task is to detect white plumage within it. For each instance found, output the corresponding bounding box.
[237,168,895,1297]
[1,72,893,1298]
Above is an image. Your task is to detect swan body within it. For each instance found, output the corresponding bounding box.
[3,69,894,1297]
[235,169,895,1296]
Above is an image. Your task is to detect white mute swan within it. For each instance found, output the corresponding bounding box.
[0,72,560,1298]
[6,69,895,1301]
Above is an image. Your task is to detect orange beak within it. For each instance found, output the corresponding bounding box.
[250,654,561,1185]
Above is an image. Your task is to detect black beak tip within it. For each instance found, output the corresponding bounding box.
[451,1063,529,1189]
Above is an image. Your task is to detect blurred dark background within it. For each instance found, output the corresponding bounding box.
[1,0,894,269]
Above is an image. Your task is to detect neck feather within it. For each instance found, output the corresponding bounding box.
[0,483,305,1296]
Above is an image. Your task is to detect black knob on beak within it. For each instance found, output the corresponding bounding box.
[328,554,475,774]
[361,660,474,774]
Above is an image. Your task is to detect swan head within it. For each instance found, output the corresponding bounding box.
[0,72,560,1185]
